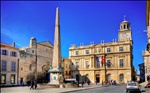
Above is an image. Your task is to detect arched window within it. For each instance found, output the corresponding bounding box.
[124,25,126,29]
[107,74,111,81]
[120,74,124,82]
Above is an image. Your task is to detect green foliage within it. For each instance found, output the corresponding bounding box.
[19,50,33,58]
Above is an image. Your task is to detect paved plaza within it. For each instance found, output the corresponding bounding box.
[1,83,150,93]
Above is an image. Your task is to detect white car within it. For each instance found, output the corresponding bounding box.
[126,82,141,93]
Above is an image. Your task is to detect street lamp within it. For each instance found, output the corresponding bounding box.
[35,43,37,81]
[104,54,107,82]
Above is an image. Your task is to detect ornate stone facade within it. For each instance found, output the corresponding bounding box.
[69,19,134,83]
[143,0,150,81]
[18,37,53,84]
[61,58,71,79]
[1,42,19,86]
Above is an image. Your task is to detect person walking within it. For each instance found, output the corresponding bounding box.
[30,81,34,90]
[34,80,37,89]
[95,80,97,85]
[81,79,84,88]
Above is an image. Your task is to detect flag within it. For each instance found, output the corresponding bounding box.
[96,56,101,62]
[101,56,105,62]
[107,61,111,67]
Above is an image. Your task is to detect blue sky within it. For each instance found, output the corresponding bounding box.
[1,1,147,71]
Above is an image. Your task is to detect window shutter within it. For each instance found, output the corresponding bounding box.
[0,49,1,54]
[10,51,12,56]
[6,50,8,55]
[15,52,17,57]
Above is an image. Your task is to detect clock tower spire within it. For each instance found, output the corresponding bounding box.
[118,16,132,42]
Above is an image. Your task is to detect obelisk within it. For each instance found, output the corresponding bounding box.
[48,7,63,86]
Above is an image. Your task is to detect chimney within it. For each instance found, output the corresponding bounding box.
[12,42,15,47]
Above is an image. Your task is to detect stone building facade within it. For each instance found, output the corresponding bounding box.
[1,42,19,86]
[143,0,150,82]
[69,19,134,83]
[61,58,71,79]
[18,37,53,84]
[138,63,145,83]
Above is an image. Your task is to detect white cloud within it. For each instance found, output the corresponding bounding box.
[1,27,29,48]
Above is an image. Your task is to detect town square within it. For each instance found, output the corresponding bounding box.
[1,0,150,93]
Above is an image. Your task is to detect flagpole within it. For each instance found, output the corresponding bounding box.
[104,54,107,82]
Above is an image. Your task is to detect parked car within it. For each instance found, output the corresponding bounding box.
[126,82,141,93]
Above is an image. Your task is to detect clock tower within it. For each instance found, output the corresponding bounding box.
[118,16,132,41]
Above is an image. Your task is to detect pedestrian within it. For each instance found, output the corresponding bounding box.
[87,80,90,85]
[95,80,97,85]
[34,80,37,89]
[22,81,24,86]
[30,81,34,90]
[81,79,84,88]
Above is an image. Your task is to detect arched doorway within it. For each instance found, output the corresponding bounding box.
[119,74,124,83]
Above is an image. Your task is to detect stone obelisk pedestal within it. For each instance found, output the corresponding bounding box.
[47,7,65,88]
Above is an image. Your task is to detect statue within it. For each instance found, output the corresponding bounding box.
[57,66,60,70]
[50,66,53,70]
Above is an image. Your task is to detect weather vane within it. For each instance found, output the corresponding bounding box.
[124,15,126,21]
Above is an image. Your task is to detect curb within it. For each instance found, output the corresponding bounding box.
[61,86,102,93]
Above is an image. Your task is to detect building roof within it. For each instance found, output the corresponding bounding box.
[0,42,19,50]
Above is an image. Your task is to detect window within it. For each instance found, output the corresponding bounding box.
[107,74,111,81]
[86,61,89,69]
[85,50,89,54]
[120,74,124,82]
[1,74,6,84]
[29,65,32,70]
[76,62,79,68]
[107,48,111,52]
[10,51,17,57]
[119,59,123,67]
[76,51,78,55]
[11,62,16,71]
[107,60,111,67]
[11,74,15,84]
[66,64,67,68]
[2,60,6,71]
[119,47,123,51]
[66,71,68,74]
[2,50,8,55]
[32,50,34,53]
[21,67,23,71]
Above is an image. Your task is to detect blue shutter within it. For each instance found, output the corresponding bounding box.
[6,50,8,55]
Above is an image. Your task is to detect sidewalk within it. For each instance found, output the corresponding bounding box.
[1,83,102,93]
[38,83,102,93]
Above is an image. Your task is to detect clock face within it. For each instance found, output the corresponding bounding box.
[122,33,127,37]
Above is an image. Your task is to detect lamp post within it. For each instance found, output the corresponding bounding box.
[104,54,107,82]
[35,43,37,81]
